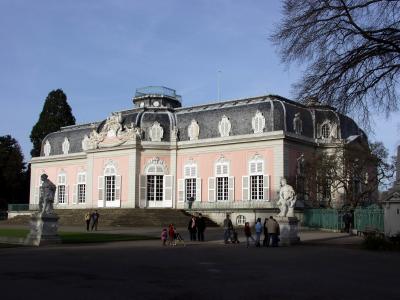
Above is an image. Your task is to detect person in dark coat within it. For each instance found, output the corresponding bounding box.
[188,215,197,241]
[263,218,269,246]
[196,213,206,241]
[91,210,100,231]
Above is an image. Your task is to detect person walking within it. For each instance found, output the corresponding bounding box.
[188,215,197,241]
[84,211,91,231]
[244,222,255,247]
[196,213,206,241]
[255,218,262,247]
[263,218,269,246]
[223,214,233,243]
[168,223,176,246]
[91,210,100,231]
[267,216,280,247]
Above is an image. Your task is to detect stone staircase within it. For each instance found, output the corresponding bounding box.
[1,209,218,228]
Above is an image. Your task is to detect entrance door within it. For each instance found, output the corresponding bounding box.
[147,175,163,208]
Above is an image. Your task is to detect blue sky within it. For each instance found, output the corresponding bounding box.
[0,0,399,161]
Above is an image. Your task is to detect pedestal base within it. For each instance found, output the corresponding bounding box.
[24,213,61,246]
[275,216,300,246]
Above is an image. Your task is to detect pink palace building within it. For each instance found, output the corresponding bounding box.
[29,87,367,223]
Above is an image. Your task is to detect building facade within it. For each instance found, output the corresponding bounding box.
[30,86,368,218]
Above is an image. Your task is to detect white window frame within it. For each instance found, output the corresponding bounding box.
[215,161,232,201]
[57,173,67,205]
[243,156,270,201]
[236,215,246,226]
[73,172,86,205]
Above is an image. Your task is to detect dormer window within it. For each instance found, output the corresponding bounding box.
[321,123,331,139]
[218,115,231,137]
[252,111,265,134]
[149,121,164,142]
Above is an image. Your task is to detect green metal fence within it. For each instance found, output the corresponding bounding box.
[303,205,384,232]
[303,209,344,231]
[8,204,30,211]
[354,205,384,232]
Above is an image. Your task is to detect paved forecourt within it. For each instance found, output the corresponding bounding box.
[0,229,398,300]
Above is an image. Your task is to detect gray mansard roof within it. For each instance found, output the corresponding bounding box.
[41,93,366,156]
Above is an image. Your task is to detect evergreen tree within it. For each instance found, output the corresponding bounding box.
[0,135,26,209]
[30,89,76,157]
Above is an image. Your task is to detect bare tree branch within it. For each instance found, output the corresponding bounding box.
[271,0,400,127]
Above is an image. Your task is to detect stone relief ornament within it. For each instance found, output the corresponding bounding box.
[293,112,303,135]
[218,115,231,137]
[251,111,265,134]
[149,121,164,142]
[277,178,297,218]
[188,119,200,140]
[144,157,168,174]
[44,140,51,157]
[62,137,70,155]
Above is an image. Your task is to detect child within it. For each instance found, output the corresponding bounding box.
[231,228,240,244]
[244,222,255,247]
[161,228,168,246]
[168,224,176,246]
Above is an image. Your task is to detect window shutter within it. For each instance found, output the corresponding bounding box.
[250,162,256,174]
[228,176,235,201]
[178,179,185,202]
[65,185,69,204]
[242,176,249,201]
[115,175,121,202]
[196,178,201,201]
[208,177,215,202]
[263,175,270,201]
[72,184,77,204]
[184,166,190,177]
[163,175,173,204]
[54,186,59,204]
[98,176,104,202]
[257,162,263,173]
[139,175,147,208]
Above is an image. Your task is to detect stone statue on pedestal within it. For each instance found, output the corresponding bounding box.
[38,174,56,215]
[277,178,297,218]
[25,173,61,246]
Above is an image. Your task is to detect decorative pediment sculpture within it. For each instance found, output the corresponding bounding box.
[188,119,200,140]
[62,137,70,155]
[82,114,141,150]
[104,112,123,138]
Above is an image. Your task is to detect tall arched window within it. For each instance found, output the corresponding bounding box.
[139,157,173,208]
[98,162,121,207]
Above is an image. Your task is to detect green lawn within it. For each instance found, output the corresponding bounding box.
[0,228,157,244]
